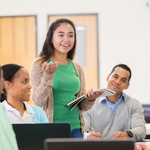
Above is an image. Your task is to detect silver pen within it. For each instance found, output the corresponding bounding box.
[39,60,54,74]
[90,126,96,132]
[89,126,106,139]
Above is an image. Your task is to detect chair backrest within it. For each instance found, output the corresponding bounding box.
[142,104,150,123]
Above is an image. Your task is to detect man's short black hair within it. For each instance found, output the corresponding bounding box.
[110,64,132,83]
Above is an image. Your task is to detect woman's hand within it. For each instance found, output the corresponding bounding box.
[84,88,104,102]
[44,61,58,74]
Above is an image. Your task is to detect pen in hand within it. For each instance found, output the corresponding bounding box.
[88,126,102,139]
[90,126,96,132]
[39,60,54,74]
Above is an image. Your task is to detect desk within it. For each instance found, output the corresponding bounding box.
[140,140,150,145]
[143,142,150,144]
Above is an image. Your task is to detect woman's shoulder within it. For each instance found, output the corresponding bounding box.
[30,57,43,74]
[71,60,85,77]
[32,57,43,66]
[30,105,44,112]
[0,101,6,110]
[71,60,84,71]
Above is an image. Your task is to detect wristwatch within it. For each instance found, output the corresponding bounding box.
[126,131,133,138]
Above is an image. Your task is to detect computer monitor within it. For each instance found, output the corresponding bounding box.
[44,138,134,150]
[12,123,70,150]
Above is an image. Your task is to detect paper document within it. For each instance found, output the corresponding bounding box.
[67,88,116,111]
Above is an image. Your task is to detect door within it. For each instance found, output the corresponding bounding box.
[0,16,37,104]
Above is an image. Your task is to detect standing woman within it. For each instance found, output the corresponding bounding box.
[1,64,48,124]
[30,18,102,138]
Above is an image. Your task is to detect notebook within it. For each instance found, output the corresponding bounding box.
[67,88,116,111]
[44,138,134,150]
[12,123,70,150]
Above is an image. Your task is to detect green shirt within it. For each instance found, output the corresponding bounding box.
[51,59,81,130]
[0,103,18,150]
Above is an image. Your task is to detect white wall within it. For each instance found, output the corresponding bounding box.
[0,0,150,103]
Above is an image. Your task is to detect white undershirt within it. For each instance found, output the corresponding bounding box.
[2,100,34,124]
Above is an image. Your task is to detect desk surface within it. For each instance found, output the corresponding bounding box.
[140,140,150,145]
[143,142,150,145]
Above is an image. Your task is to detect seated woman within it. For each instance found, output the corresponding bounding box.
[0,63,48,123]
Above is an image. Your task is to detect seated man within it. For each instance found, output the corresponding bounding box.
[83,64,146,141]
[0,64,18,150]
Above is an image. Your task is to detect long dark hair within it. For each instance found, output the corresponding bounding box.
[38,18,77,64]
[0,64,23,102]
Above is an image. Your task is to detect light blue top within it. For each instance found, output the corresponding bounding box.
[30,105,49,123]
[98,93,125,111]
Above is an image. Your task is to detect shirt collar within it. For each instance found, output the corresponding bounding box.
[2,100,35,114]
[24,102,35,114]
[98,93,126,104]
